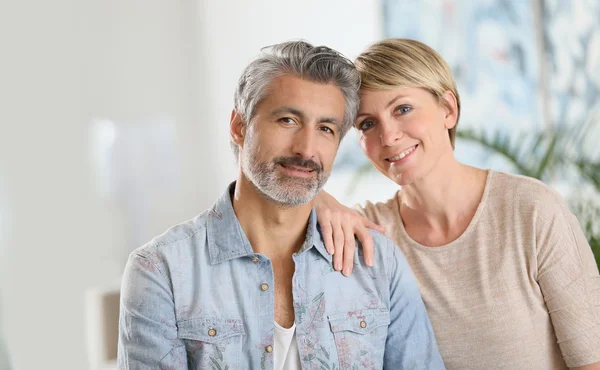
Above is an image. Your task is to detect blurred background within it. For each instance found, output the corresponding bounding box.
[0,1,597,369]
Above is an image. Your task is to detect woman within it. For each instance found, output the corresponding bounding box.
[316,39,600,369]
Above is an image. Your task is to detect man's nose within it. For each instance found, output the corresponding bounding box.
[292,127,317,160]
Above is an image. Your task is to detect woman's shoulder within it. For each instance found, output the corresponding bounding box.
[353,192,401,223]
[488,170,567,211]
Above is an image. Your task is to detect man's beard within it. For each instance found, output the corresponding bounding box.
[241,146,329,207]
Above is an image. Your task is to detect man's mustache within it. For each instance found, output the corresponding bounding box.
[273,156,322,172]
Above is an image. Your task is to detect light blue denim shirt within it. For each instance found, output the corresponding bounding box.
[118,183,444,369]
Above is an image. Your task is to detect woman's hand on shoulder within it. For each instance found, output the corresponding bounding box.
[315,191,385,276]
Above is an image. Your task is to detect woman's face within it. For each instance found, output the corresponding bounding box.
[355,87,457,186]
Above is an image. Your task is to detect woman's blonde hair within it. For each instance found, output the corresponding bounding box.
[355,38,461,148]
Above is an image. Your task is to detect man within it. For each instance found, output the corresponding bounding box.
[117,40,444,369]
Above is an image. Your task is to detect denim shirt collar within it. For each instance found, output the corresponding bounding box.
[206,182,332,265]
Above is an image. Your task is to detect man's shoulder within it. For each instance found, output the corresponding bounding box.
[132,209,211,261]
[357,229,401,269]
[365,228,394,249]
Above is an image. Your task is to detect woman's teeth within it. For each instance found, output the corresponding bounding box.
[388,145,416,161]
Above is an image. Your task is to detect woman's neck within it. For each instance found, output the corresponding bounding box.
[399,160,488,245]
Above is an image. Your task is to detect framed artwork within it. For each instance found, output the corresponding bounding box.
[335,0,599,176]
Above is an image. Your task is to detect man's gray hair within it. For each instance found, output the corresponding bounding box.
[232,40,361,158]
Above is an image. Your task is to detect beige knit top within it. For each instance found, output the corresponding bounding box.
[356,170,600,369]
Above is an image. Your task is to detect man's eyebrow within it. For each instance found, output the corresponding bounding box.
[270,106,306,120]
[319,116,339,125]
[270,106,340,125]
[356,94,408,119]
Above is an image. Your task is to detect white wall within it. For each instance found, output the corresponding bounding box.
[0,1,382,369]
[0,1,204,369]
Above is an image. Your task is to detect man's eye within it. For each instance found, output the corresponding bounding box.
[279,117,295,124]
[320,126,335,135]
[395,105,412,114]
[358,120,375,131]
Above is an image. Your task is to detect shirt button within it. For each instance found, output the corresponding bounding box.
[208,328,217,336]
[265,345,273,353]
[260,283,269,291]
[251,256,259,263]
[360,320,367,329]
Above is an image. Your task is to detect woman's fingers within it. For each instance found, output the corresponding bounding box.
[355,225,375,267]
[363,218,385,233]
[320,211,335,255]
[314,191,383,273]
[332,218,345,271]
[341,221,356,276]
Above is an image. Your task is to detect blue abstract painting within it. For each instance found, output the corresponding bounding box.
[335,0,600,175]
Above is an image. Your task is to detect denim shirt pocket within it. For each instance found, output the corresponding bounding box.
[328,308,390,369]
[177,317,246,369]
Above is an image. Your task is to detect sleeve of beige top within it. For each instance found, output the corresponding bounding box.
[352,200,384,223]
[536,202,600,368]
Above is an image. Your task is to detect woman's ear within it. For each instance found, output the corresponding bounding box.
[441,90,458,130]
[230,109,246,147]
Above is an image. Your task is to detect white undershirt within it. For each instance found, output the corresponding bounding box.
[273,321,302,370]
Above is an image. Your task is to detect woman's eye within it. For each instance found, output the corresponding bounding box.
[395,105,412,114]
[358,120,375,131]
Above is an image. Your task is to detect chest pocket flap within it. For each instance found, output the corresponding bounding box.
[328,308,390,334]
[177,317,245,343]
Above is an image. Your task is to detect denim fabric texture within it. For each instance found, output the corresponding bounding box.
[117,183,444,369]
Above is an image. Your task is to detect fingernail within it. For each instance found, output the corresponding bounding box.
[342,267,351,276]
[334,262,341,270]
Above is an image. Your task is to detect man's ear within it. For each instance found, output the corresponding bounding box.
[230,109,246,147]
[441,90,458,130]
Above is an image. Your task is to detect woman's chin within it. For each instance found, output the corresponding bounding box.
[387,167,421,187]
[368,160,421,187]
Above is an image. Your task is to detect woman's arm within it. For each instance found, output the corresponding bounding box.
[572,364,600,370]
[314,190,385,276]
[536,201,600,368]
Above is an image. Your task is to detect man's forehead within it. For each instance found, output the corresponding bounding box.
[262,76,345,114]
